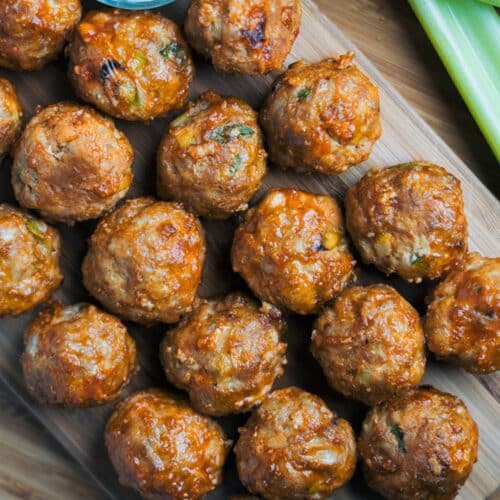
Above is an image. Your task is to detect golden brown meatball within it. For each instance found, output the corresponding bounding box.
[12,103,133,224]
[105,389,230,499]
[0,205,62,317]
[0,78,23,160]
[157,90,267,219]
[260,53,381,175]
[359,386,479,500]
[68,9,194,121]
[22,303,137,406]
[82,197,205,325]
[235,387,356,499]
[184,0,301,75]
[231,189,355,315]
[311,285,425,406]
[0,0,81,71]
[425,252,500,374]
[161,293,286,416]
[345,162,468,283]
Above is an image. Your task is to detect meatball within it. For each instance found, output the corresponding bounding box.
[231,189,355,315]
[82,197,205,325]
[157,90,267,219]
[359,386,479,500]
[0,78,23,161]
[0,205,62,317]
[184,0,301,75]
[68,9,194,121]
[345,162,468,282]
[22,303,136,406]
[12,103,133,224]
[425,252,500,374]
[260,53,381,175]
[0,0,81,71]
[161,293,286,416]
[105,389,229,499]
[235,387,356,499]
[311,285,425,406]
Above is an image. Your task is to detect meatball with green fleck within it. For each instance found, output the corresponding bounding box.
[0,205,62,317]
[359,386,478,500]
[231,188,355,315]
[311,285,426,406]
[157,91,266,219]
[345,162,467,282]
[425,252,500,373]
[260,53,381,175]
[161,293,286,416]
[68,9,194,120]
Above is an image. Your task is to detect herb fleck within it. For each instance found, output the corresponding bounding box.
[228,154,243,175]
[297,88,312,100]
[411,254,427,268]
[210,124,255,143]
[390,424,405,452]
[159,42,187,65]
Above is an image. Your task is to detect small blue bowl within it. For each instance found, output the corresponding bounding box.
[97,0,176,9]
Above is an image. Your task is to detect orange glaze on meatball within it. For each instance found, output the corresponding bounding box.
[185,0,301,75]
[235,387,356,499]
[425,252,500,373]
[82,197,206,325]
[0,205,62,317]
[161,293,286,416]
[0,0,81,70]
[231,188,355,315]
[0,78,23,161]
[359,386,479,500]
[68,9,194,120]
[105,389,230,499]
[260,53,381,175]
[157,90,267,219]
[22,303,137,406]
[312,285,425,406]
[12,103,133,224]
[345,162,468,282]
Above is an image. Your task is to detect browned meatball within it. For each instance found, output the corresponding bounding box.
[231,189,355,315]
[311,285,426,406]
[68,9,194,121]
[157,90,267,219]
[235,387,356,499]
[105,389,230,499]
[22,303,136,406]
[345,162,468,282]
[82,197,206,325]
[425,252,500,374]
[184,0,301,75]
[0,78,23,160]
[161,293,286,416]
[260,53,381,175]
[359,386,479,500]
[0,0,81,71]
[12,103,133,224]
[0,205,62,317]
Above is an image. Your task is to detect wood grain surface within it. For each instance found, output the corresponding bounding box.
[0,1,498,499]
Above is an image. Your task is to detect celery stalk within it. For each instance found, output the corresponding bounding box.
[409,0,500,161]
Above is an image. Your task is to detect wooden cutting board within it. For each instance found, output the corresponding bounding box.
[0,1,498,499]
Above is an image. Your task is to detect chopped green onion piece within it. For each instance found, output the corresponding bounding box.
[159,42,187,65]
[297,88,312,99]
[390,424,405,452]
[26,219,46,239]
[210,124,255,143]
[228,154,243,175]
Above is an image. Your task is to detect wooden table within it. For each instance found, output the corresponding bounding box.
[1,2,497,499]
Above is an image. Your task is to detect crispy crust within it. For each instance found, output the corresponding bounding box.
[0,78,23,160]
